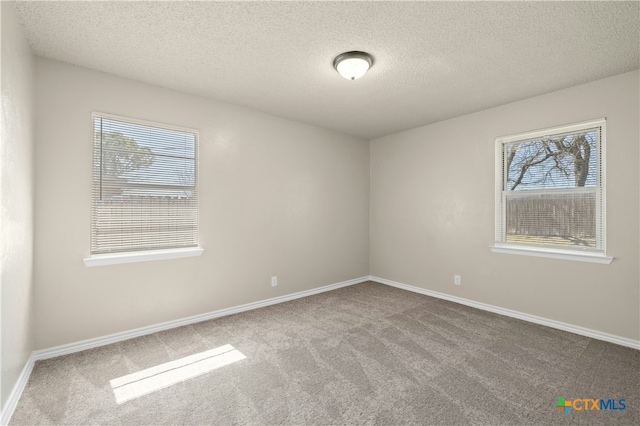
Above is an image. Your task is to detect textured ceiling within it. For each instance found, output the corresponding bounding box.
[13,1,640,140]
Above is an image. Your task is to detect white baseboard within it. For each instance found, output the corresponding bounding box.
[34,276,369,361]
[0,356,35,426]
[3,274,636,425]
[369,275,640,350]
[0,276,369,425]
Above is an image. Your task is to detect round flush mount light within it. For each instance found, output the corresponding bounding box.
[333,51,374,80]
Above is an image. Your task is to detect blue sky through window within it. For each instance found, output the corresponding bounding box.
[505,129,598,191]
[95,117,197,198]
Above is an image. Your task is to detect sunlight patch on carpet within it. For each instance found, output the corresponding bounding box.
[110,344,246,404]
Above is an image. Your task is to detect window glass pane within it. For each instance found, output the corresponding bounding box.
[92,114,198,255]
[505,129,598,191]
[100,155,196,197]
[505,192,596,248]
[95,119,196,199]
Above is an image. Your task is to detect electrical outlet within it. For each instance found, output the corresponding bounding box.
[271,276,278,287]
[454,275,461,285]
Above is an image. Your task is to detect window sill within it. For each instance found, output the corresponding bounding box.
[84,247,204,267]
[490,244,612,264]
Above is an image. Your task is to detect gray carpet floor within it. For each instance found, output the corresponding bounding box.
[9,281,640,425]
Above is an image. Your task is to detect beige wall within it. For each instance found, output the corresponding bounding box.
[33,58,370,349]
[0,2,35,410]
[371,70,640,341]
[11,33,640,363]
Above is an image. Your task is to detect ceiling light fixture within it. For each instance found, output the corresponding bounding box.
[333,51,374,80]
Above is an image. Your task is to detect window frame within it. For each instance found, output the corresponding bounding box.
[84,112,203,267]
[490,118,612,264]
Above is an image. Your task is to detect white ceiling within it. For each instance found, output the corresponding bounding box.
[13,1,640,140]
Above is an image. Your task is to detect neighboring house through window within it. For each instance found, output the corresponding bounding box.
[491,118,612,264]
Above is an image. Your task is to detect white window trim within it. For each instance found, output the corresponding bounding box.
[489,244,612,264]
[88,112,200,262]
[492,118,610,263]
[94,111,198,134]
[84,247,204,267]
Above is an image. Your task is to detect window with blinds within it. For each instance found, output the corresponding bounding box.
[495,118,606,254]
[91,113,199,255]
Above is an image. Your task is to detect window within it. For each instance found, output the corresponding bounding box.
[86,113,201,266]
[492,118,611,264]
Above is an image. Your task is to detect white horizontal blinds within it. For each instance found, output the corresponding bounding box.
[505,192,597,248]
[91,113,198,254]
[501,126,602,250]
